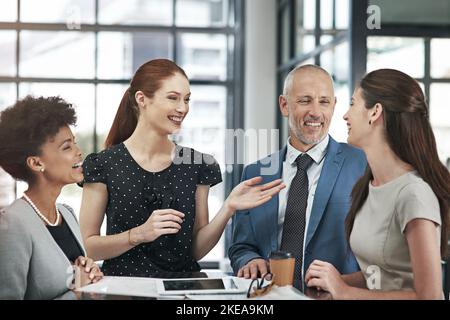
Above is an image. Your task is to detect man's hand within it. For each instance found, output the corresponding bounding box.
[237,258,270,279]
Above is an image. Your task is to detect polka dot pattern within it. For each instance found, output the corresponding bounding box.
[82,143,222,277]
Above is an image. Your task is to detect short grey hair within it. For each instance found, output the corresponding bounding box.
[282,64,334,96]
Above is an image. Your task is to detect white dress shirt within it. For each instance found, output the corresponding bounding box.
[277,135,329,274]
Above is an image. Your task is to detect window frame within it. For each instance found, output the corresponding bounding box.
[276,0,450,145]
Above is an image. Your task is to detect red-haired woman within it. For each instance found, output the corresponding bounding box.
[305,69,449,299]
[79,59,285,277]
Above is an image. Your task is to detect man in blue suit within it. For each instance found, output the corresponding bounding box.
[229,65,367,290]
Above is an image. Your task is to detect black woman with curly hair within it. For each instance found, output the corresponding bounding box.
[0,96,103,299]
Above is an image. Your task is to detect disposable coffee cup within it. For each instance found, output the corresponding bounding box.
[269,251,295,287]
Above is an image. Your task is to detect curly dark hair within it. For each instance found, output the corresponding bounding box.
[0,95,77,183]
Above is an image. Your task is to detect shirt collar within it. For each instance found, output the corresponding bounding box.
[286,134,329,166]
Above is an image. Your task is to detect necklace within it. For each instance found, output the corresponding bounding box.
[22,193,60,226]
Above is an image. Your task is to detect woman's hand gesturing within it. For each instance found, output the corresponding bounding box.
[225,177,285,212]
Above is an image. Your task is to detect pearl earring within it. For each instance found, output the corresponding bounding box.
[40,168,45,172]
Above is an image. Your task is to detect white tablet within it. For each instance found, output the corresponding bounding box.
[156,277,248,295]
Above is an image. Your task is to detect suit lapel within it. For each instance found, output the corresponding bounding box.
[305,138,344,248]
[259,147,286,251]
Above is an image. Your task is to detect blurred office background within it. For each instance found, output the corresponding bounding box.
[0,0,449,269]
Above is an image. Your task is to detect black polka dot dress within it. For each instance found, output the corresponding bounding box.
[82,143,222,277]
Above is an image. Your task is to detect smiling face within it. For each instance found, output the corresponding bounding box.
[139,72,191,135]
[280,69,336,151]
[343,87,372,149]
[30,125,83,185]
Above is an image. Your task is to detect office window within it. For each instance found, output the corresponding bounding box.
[431,39,450,78]
[0,0,244,263]
[431,84,450,164]
[19,31,96,78]
[177,33,227,81]
[176,0,228,27]
[300,0,316,29]
[0,31,16,76]
[335,0,349,29]
[295,0,316,56]
[0,83,16,111]
[369,0,450,26]
[367,37,424,78]
[97,32,173,80]
[98,0,173,25]
[320,0,333,30]
[20,0,95,23]
[0,0,17,22]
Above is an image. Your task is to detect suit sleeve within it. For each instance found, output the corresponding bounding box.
[228,165,264,274]
[0,209,32,299]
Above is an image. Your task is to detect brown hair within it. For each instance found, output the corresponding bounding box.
[0,96,76,183]
[345,69,450,257]
[104,59,188,148]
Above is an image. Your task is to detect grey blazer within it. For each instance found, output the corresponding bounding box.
[0,198,86,300]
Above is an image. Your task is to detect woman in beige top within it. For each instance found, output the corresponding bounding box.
[304,69,449,299]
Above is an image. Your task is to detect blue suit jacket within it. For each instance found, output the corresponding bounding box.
[228,136,367,277]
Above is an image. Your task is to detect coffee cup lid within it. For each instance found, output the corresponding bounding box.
[269,251,294,259]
